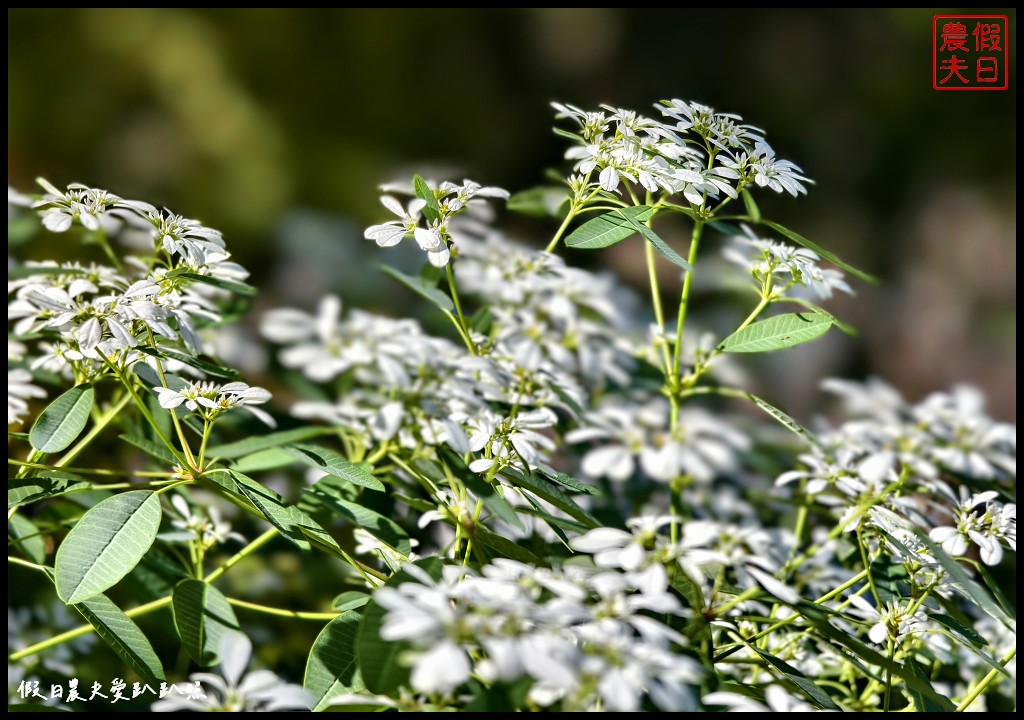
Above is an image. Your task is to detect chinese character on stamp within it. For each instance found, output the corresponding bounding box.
[933,15,1009,90]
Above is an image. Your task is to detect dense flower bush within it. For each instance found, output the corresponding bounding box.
[8,99,1015,712]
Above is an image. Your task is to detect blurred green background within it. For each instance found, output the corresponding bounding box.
[8,8,1016,420]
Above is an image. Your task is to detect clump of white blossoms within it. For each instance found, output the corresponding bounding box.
[369,561,701,711]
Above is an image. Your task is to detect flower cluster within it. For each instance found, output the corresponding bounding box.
[554,99,810,207]
[370,560,701,711]
[8,179,266,427]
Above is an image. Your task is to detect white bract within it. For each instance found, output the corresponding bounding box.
[151,631,312,712]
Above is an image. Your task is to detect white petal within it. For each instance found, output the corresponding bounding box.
[217,630,253,687]
[409,640,470,694]
[413,227,442,251]
[570,527,632,553]
[77,317,103,353]
[379,195,406,217]
[427,246,451,267]
[365,223,406,247]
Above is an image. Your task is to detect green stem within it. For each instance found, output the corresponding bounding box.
[10,596,173,662]
[859,530,883,607]
[144,331,197,469]
[884,638,894,712]
[8,460,174,478]
[446,264,475,355]
[955,647,1016,711]
[9,528,285,663]
[645,241,673,379]
[198,419,212,471]
[104,359,189,469]
[225,597,340,621]
[204,528,279,583]
[54,392,132,468]
[7,556,49,573]
[545,208,577,253]
[713,569,869,662]
[670,221,705,417]
[91,227,125,275]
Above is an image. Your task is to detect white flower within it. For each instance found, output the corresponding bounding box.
[154,380,274,426]
[167,494,244,548]
[724,225,852,300]
[846,595,927,644]
[748,142,811,196]
[363,195,422,248]
[705,684,830,712]
[8,368,46,425]
[570,515,676,570]
[928,483,1015,565]
[32,178,124,233]
[152,630,312,711]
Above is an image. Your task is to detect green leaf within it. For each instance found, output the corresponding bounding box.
[119,434,178,466]
[977,563,1016,620]
[506,186,571,218]
[8,514,46,564]
[928,613,986,648]
[229,471,310,550]
[379,264,454,313]
[9,473,93,509]
[473,525,544,565]
[519,491,571,547]
[538,468,602,496]
[499,468,600,528]
[165,270,257,296]
[283,444,384,492]
[29,385,94,453]
[870,554,910,605]
[741,189,761,223]
[137,346,239,380]
[305,487,412,556]
[305,612,366,711]
[357,558,442,695]
[231,448,296,473]
[707,219,744,237]
[172,579,241,667]
[208,427,336,459]
[413,175,442,223]
[55,490,162,604]
[718,312,833,353]
[746,645,840,710]
[74,593,165,685]
[564,206,654,249]
[743,393,820,448]
[774,297,858,336]
[332,591,371,612]
[759,219,877,284]
[438,448,523,531]
[291,506,347,559]
[550,382,585,419]
[469,305,492,334]
[916,531,1015,632]
[906,657,952,713]
[619,209,692,271]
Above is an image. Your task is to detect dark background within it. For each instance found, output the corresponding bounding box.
[8,8,1016,420]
